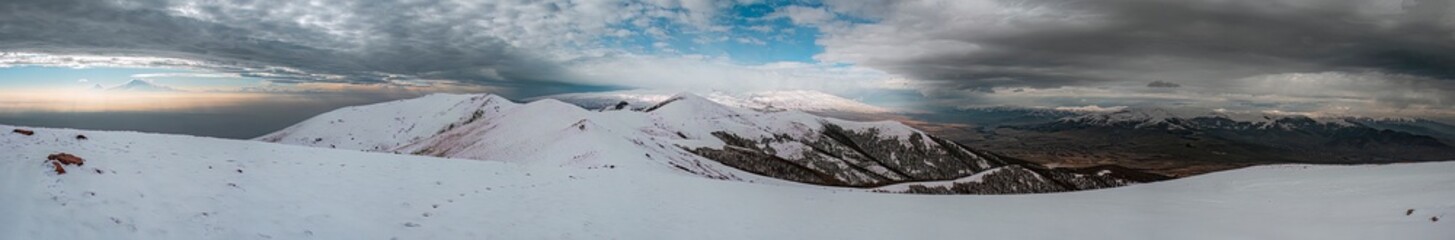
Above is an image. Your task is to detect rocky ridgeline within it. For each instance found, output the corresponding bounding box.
[688,123,1154,194]
[260,93,1166,194]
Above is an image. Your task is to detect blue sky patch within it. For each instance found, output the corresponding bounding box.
[600,0,834,64]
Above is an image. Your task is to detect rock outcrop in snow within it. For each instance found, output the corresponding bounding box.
[258,92,1156,194]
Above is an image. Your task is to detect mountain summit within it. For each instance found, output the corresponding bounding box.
[107,79,179,92]
[537,90,896,114]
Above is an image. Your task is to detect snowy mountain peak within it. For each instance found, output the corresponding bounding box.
[521,97,589,113]
[643,92,740,117]
[660,91,714,107]
[705,90,894,114]
[107,79,180,92]
[260,92,1151,193]
[1057,107,1201,128]
[1086,107,1181,121]
[537,90,896,114]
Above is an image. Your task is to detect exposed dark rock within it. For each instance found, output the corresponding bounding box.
[44,152,85,175]
[689,122,1163,194]
[50,162,66,175]
[689,146,844,186]
[47,153,85,166]
[643,96,684,112]
[611,101,630,111]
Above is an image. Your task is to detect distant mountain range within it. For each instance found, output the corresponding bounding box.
[934,107,1455,176]
[1042,108,1455,146]
[258,92,1162,194]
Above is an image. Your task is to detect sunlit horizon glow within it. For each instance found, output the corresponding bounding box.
[0,71,499,114]
[0,90,299,113]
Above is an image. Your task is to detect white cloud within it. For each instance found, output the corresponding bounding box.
[132,72,243,79]
[790,0,1455,120]
[1228,72,1455,110]
[11,0,1449,122]
[1054,105,1128,113]
[565,53,896,94]
[2,0,761,83]
[920,71,1455,120]
[734,37,767,45]
[768,6,836,26]
[813,0,1070,66]
[0,52,214,70]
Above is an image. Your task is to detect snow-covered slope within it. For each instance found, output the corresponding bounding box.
[538,90,894,113]
[704,90,894,114]
[4,126,1452,239]
[259,93,1142,193]
[258,93,782,183]
[526,89,676,111]
[256,94,507,152]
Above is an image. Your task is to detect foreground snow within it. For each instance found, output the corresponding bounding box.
[3,126,1453,239]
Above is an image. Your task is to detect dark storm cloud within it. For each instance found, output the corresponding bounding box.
[821,0,1455,88]
[1147,81,1180,88]
[0,0,570,85]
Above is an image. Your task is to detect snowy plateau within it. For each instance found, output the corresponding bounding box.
[1,93,1452,239]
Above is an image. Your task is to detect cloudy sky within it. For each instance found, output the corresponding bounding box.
[2,0,1454,121]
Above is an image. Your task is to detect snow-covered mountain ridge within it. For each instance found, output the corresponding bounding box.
[258,92,1151,193]
[1045,108,1455,147]
[537,90,896,114]
[904,106,1455,176]
[3,125,1451,239]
